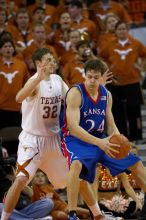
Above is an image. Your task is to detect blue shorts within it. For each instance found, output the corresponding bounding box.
[61,136,141,183]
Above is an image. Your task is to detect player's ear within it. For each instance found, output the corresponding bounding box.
[36,60,41,67]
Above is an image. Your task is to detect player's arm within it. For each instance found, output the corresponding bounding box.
[16,62,47,103]
[66,87,119,156]
[106,91,120,135]
[66,87,103,146]
[118,173,142,210]
[16,77,40,103]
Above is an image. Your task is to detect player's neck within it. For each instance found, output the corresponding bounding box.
[44,74,51,81]
[85,85,99,100]
[89,91,98,100]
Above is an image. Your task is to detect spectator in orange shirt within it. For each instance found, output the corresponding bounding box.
[0,38,30,130]
[67,0,97,42]
[99,21,146,141]
[51,0,89,26]
[0,30,25,61]
[0,8,17,39]
[89,0,131,32]
[14,8,33,53]
[96,12,120,53]
[63,40,98,86]
[60,29,81,66]
[52,12,72,57]
[0,0,18,23]
[31,7,52,35]
[32,170,90,220]
[23,23,57,74]
[28,0,55,26]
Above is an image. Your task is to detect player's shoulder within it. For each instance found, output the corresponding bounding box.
[66,86,82,106]
[100,84,109,93]
[68,85,81,96]
[25,73,38,83]
[51,73,62,81]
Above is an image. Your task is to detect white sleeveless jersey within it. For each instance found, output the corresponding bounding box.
[21,74,68,136]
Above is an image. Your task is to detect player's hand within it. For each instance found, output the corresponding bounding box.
[98,135,120,158]
[37,62,48,81]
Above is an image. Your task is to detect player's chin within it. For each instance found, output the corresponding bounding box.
[49,68,55,74]
[89,85,95,88]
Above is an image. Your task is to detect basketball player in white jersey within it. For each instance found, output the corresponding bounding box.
[1,48,69,220]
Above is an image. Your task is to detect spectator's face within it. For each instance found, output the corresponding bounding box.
[0,10,6,24]
[115,23,128,40]
[68,5,82,19]
[60,12,71,28]
[33,172,46,185]
[33,25,46,42]
[34,10,45,23]
[105,16,118,32]
[78,44,91,57]
[1,42,14,58]
[69,31,81,45]
[16,12,29,29]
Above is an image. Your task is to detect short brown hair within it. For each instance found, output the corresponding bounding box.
[84,59,108,75]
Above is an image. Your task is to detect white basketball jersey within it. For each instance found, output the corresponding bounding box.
[21,74,68,136]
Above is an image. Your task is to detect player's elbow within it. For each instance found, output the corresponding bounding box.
[67,123,77,136]
[16,92,23,103]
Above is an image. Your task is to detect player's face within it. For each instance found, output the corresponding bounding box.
[85,70,101,89]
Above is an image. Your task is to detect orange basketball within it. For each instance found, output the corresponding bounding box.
[109,134,131,159]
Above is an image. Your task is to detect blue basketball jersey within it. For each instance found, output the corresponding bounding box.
[78,83,108,137]
[61,83,141,183]
[62,83,109,139]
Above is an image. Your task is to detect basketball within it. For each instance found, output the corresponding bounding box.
[109,134,131,159]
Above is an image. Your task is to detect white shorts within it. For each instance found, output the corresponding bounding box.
[16,130,69,189]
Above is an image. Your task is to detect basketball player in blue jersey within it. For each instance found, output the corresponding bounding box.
[61,59,146,220]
